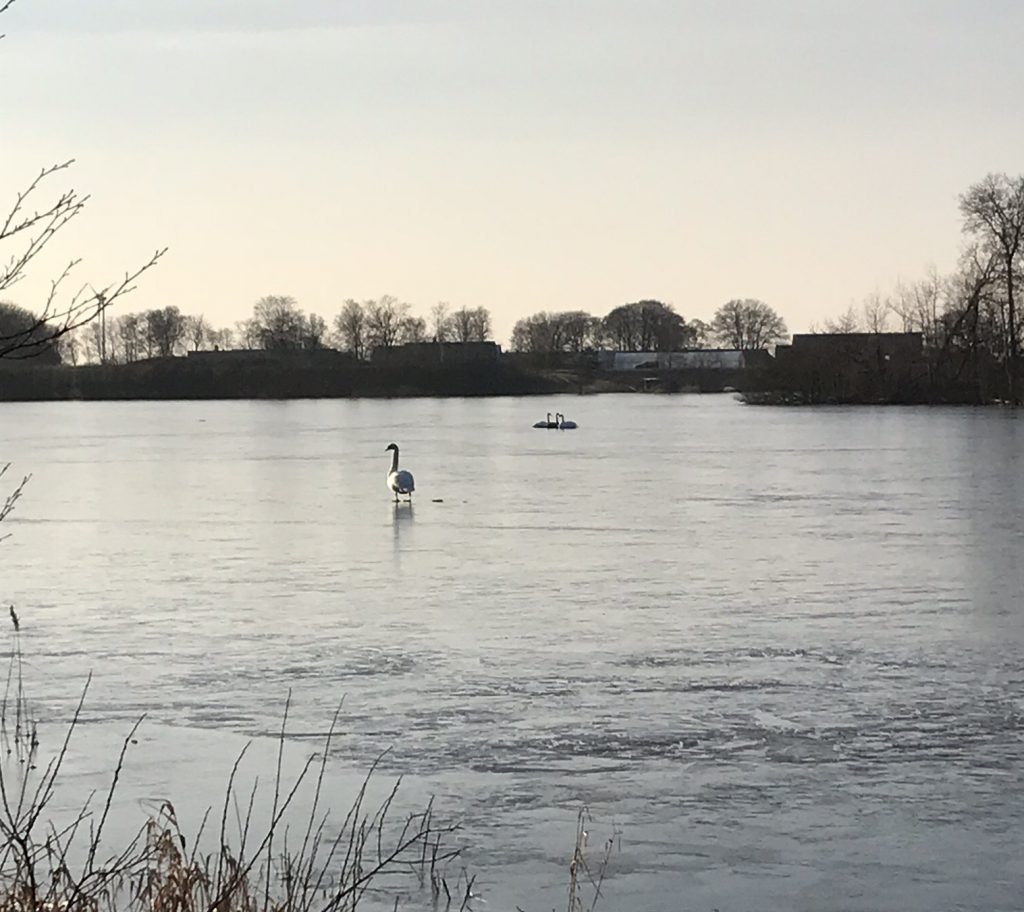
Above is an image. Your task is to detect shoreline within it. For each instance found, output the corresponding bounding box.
[0,359,750,402]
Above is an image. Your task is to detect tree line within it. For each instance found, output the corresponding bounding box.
[2,291,790,366]
[0,295,495,366]
[810,172,1024,402]
[509,299,788,353]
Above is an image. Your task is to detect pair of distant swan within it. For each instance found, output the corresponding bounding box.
[532,412,577,430]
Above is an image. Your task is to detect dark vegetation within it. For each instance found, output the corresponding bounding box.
[0,356,637,401]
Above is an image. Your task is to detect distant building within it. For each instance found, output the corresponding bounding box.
[596,349,772,371]
[370,341,501,366]
[773,332,926,402]
[779,332,923,365]
[185,348,357,365]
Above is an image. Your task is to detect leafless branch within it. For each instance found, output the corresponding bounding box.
[1,159,167,361]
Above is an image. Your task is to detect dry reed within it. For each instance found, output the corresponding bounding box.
[0,628,465,912]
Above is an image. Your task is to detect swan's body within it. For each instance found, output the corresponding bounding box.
[533,412,558,429]
[555,412,578,429]
[385,443,415,502]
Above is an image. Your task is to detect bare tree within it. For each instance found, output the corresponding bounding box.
[303,313,327,350]
[0,158,164,361]
[184,314,211,351]
[115,313,144,362]
[510,312,568,352]
[144,306,187,356]
[557,310,596,352]
[888,269,945,347]
[510,310,602,352]
[710,299,788,349]
[56,327,81,365]
[959,172,1024,401]
[81,321,103,363]
[365,295,410,350]
[862,292,891,333]
[333,299,367,358]
[602,300,693,351]
[207,326,234,350]
[0,1,165,364]
[689,318,710,348]
[823,305,861,333]
[252,295,305,350]
[234,318,262,349]
[400,314,428,344]
[449,306,492,343]
[429,301,452,342]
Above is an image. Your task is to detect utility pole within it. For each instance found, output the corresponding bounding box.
[97,291,107,363]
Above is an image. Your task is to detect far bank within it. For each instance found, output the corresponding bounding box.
[0,355,753,402]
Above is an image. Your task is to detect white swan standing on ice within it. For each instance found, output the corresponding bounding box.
[385,443,415,503]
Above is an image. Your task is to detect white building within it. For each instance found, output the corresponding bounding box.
[597,350,751,371]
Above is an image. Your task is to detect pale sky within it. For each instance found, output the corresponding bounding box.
[4,0,1023,345]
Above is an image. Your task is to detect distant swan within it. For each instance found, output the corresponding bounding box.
[533,412,558,429]
[385,443,415,503]
[556,413,578,429]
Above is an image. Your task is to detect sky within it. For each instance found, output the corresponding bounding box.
[4,0,1024,345]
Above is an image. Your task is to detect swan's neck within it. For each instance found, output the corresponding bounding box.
[389,448,399,473]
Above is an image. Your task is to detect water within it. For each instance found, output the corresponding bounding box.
[2,395,1023,911]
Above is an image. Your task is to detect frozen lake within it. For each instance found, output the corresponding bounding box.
[3,394,1023,910]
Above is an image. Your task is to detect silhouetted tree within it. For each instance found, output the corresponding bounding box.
[888,270,944,347]
[556,311,596,352]
[429,302,452,342]
[0,302,61,363]
[184,314,211,351]
[689,318,711,348]
[56,328,81,365]
[400,315,428,344]
[303,313,328,350]
[509,310,602,352]
[861,293,891,333]
[823,305,861,334]
[602,300,692,351]
[252,295,305,350]
[235,318,262,349]
[450,306,492,343]
[710,299,788,349]
[333,299,367,358]
[510,312,566,352]
[207,326,234,350]
[365,295,410,350]
[959,172,1024,401]
[144,306,187,356]
[115,313,144,362]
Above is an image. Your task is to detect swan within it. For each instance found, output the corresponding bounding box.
[385,443,415,503]
[555,412,578,429]
[533,412,556,429]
